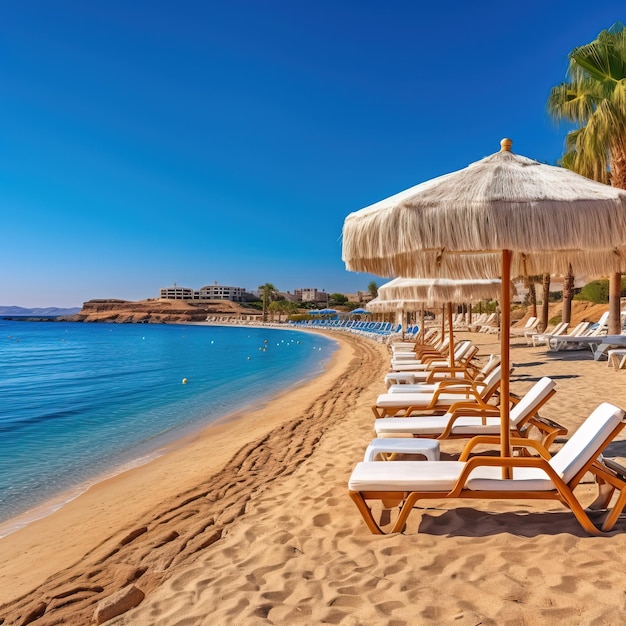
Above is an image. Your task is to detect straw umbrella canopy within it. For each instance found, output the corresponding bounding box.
[378,277,505,303]
[342,139,626,468]
[376,277,507,355]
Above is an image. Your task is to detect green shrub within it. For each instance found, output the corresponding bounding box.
[575,280,609,304]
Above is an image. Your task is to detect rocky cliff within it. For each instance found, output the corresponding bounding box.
[64,299,262,324]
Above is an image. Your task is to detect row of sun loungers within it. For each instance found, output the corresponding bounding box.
[346,331,626,535]
[521,311,626,361]
[290,319,406,342]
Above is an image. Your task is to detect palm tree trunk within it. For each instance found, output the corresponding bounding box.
[528,282,537,318]
[609,155,626,334]
[540,273,551,332]
[562,265,574,324]
[609,272,622,334]
[524,275,538,318]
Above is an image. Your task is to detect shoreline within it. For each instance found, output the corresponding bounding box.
[0,322,338,539]
[0,330,384,615]
[6,331,626,624]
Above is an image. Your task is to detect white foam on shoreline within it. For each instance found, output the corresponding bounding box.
[0,448,165,538]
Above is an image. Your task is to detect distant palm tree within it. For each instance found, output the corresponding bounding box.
[258,283,277,322]
[267,300,297,323]
[367,281,378,299]
[547,22,626,333]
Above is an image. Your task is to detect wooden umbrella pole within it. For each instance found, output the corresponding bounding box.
[447,302,454,367]
[420,309,425,344]
[441,306,445,343]
[501,249,512,478]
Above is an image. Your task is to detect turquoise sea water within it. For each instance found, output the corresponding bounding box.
[0,320,336,533]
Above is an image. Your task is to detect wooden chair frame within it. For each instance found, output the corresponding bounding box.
[349,419,626,536]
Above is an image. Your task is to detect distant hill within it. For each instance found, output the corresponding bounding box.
[0,305,82,316]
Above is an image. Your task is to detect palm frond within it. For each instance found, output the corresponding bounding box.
[547,82,599,124]
[570,23,626,85]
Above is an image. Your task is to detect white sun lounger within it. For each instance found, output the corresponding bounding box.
[374,377,558,445]
[349,402,626,535]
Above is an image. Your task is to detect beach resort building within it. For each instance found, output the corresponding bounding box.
[197,284,246,302]
[277,291,300,303]
[159,286,195,300]
[345,290,375,304]
[160,282,249,302]
[294,288,329,304]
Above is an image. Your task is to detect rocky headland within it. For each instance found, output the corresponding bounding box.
[59,298,262,324]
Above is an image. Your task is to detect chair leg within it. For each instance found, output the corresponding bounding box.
[349,492,384,534]
[587,481,615,511]
[558,489,603,536]
[602,488,626,531]
[390,493,421,533]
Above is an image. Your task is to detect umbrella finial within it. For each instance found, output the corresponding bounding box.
[500,138,513,152]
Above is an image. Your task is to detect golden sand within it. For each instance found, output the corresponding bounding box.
[2,328,626,625]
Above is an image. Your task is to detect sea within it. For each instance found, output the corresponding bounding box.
[0,319,336,536]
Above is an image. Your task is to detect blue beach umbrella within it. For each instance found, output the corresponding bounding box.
[319,308,337,315]
[349,307,370,314]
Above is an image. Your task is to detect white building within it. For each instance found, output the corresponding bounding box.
[160,286,194,300]
[198,283,246,302]
[160,282,247,302]
[295,288,329,304]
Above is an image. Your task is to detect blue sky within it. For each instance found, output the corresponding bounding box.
[1,1,624,307]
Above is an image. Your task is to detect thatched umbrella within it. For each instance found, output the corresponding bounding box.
[375,276,506,353]
[343,139,626,469]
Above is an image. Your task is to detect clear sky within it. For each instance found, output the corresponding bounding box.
[1,1,624,307]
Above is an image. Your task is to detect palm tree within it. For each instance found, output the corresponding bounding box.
[524,274,541,319]
[258,283,277,322]
[367,281,378,299]
[547,22,626,334]
[540,273,551,332]
[562,264,575,325]
[268,300,298,323]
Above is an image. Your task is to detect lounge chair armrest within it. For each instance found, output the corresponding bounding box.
[439,412,502,439]
[443,399,493,415]
[448,407,501,419]
[433,379,474,389]
[450,455,560,496]
[531,415,567,431]
[523,415,568,450]
[598,457,626,479]
[459,435,551,461]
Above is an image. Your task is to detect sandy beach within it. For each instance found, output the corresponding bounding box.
[3,326,626,625]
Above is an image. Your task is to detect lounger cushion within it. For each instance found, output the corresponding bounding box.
[391,353,426,360]
[465,466,556,491]
[509,377,555,426]
[376,391,477,408]
[391,361,449,371]
[348,461,464,492]
[388,383,440,394]
[391,359,449,367]
[348,461,556,492]
[550,402,624,483]
[374,416,501,435]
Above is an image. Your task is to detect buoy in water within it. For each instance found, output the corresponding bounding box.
[182,378,188,384]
